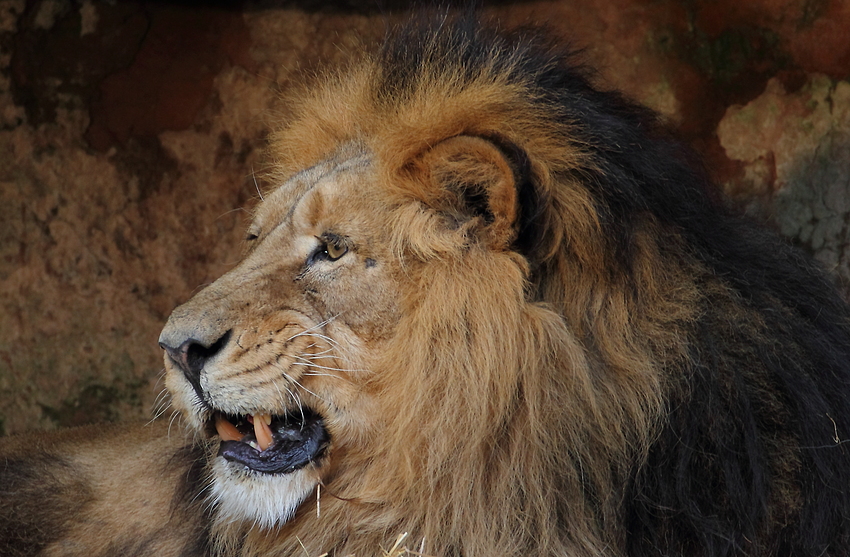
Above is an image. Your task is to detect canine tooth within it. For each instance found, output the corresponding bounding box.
[215,416,242,442]
[253,413,274,451]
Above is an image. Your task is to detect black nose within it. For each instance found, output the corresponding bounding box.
[160,331,230,402]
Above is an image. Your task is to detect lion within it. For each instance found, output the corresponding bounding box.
[4,14,850,557]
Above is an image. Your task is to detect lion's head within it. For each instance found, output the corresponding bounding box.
[160,16,850,557]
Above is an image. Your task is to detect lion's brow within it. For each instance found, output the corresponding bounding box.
[280,152,373,224]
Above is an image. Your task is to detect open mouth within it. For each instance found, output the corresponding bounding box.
[211,408,329,475]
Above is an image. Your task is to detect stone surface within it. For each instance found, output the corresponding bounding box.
[1,0,849,435]
[718,75,850,292]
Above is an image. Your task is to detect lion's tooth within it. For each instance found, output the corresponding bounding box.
[253,413,274,451]
[215,416,242,442]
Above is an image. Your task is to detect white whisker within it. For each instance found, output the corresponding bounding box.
[294,355,342,366]
[292,380,329,405]
[291,361,366,373]
[270,377,288,409]
[152,388,169,408]
[292,331,341,348]
[252,167,264,201]
[287,315,342,347]
[148,395,172,424]
[298,351,340,360]
[167,410,181,439]
[273,374,301,409]
[291,315,338,337]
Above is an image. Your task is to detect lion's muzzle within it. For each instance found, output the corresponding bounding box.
[159,295,331,477]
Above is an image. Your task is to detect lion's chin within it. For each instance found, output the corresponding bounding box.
[201,407,330,529]
[209,457,321,529]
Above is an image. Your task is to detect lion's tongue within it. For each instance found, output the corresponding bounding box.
[214,413,274,451]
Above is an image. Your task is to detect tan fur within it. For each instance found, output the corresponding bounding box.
[0,422,207,556]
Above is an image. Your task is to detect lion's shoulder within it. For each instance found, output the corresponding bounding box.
[0,422,211,556]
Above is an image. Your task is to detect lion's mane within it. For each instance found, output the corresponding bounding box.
[221,15,850,557]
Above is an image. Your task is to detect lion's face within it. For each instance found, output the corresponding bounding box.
[159,144,403,528]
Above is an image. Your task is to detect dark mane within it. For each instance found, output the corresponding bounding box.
[381,14,850,556]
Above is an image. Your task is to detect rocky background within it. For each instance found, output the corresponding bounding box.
[1,0,849,436]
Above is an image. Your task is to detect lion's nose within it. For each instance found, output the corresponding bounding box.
[159,332,230,401]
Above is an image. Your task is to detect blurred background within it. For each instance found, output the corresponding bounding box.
[1,0,849,435]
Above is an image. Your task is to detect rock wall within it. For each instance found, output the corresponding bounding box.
[1,0,849,435]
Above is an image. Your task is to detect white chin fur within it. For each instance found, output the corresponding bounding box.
[209,457,319,529]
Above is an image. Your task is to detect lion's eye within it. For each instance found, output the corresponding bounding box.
[324,240,348,261]
[310,234,349,264]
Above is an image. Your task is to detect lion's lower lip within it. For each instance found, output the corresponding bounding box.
[215,409,330,474]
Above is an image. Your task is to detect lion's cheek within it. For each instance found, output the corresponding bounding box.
[306,268,401,343]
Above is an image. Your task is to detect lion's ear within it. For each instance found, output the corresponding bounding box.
[414,135,519,248]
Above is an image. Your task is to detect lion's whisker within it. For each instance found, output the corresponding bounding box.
[269,371,302,410]
[300,352,340,360]
[290,315,339,339]
[152,387,169,409]
[269,363,331,407]
[148,393,172,424]
[288,316,342,348]
[269,376,289,409]
[291,331,341,348]
[252,167,265,201]
[290,378,329,405]
[166,409,182,439]
[293,355,345,368]
[291,361,366,373]
[148,373,174,423]
[294,353,339,363]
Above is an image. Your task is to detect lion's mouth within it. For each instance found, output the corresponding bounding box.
[210,408,329,475]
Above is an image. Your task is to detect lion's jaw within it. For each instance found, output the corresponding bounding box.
[159,148,399,529]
